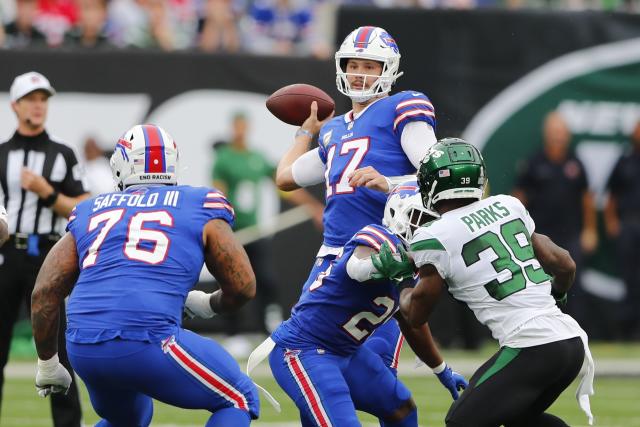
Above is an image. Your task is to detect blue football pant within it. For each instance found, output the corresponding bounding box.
[269,343,414,427]
[365,317,404,375]
[67,328,259,426]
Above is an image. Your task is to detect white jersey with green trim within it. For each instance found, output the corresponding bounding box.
[410,194,583,348]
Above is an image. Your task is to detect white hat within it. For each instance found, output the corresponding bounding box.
[9,71,56,102]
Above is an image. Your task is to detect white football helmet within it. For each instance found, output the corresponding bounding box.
[110,124,179,190]
[335,26,403,103]
[383,180,437,244]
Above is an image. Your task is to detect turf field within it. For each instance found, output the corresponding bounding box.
[3,342,640,427]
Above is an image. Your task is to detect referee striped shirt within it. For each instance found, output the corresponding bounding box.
[0,130,89,236]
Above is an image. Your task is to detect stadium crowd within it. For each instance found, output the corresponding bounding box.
[1,0,639,55]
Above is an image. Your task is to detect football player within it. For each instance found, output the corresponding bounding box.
[274,25,438,377]
[266,183,466,426]
[31,125,260,426]
[374,139,595,427]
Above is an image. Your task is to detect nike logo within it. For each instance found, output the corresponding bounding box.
[412,92,421,96]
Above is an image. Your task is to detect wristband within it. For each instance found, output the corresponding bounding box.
[295,128,314,139]
[42,191,59,207]
[432,361,446,374]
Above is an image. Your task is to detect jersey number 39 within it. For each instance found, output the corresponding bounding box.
[462,218,550,300]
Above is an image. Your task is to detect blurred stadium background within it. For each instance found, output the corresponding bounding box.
[2,0,640,425]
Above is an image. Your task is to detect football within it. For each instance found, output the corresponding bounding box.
[266,83,335,126]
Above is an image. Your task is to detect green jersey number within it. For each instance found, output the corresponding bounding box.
[461,218,550,300]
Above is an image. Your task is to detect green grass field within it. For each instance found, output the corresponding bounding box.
[3,373,639,426]
[3,341,640,426]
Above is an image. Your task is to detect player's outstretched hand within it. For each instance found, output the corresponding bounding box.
[371,242,415,284]
[35,354,72,398]
[300,101,334,137]
[436,364,468,400]
[348,166,390,193]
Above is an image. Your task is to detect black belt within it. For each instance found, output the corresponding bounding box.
[8,233,61,250]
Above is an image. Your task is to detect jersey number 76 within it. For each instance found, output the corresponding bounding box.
[83,209,173,268]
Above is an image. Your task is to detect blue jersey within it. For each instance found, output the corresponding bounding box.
[318,91,436,247]
[65,185,234,343]
[272,224,407,355]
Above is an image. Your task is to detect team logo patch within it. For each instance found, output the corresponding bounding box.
[322,130,333,148]
[161,335,176,353]
[284,349,301,360]
[380,32,399,53]
[423,148,444,162]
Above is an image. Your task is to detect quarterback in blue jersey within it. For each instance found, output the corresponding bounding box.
[275,26,439,377]
[31,124,259,427]
[263,184,467,426]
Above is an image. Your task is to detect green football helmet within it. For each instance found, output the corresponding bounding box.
[417,138,486,213]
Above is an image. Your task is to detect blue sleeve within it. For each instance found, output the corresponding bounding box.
[393,91,436,136]
[65,198,93,237]
[317,130,329,164]
[351,224,402,253]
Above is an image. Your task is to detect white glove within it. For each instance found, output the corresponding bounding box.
[184,290,216,319]
[35,353,72,397]
[0,206,7,225]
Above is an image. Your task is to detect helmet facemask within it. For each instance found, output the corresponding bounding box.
[383,183,437,245]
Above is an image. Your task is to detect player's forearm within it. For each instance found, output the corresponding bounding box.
[208,285,255,314]
[396,314,443,369]
[276,133,315,190]
[31,234,79,359]
[31,304,60,360]
[531,233,575,294]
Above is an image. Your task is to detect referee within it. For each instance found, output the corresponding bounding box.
[0,71,89,426]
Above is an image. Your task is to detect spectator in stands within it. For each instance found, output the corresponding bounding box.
[62,0,112,48]
[3,0,48,48]
[212,111,323,357]
[34,0,78,46]
[513,111,598,329]
[242,0,316,56]
[197,0,241,52]
[106,0,147,47]
[604,120,640,341]
[108,0,192,50]
[82,137,114,195]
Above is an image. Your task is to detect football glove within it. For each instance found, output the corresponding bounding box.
[371,242,415,284]
[435,364,468,400]
[35,354,72,397]
[184,290,216,319]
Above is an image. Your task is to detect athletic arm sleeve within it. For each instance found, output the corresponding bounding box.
[346,253,378,282]
[291,148,326,187]
[400,121,438,169]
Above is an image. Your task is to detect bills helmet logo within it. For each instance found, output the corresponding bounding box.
[380,32,399,54]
